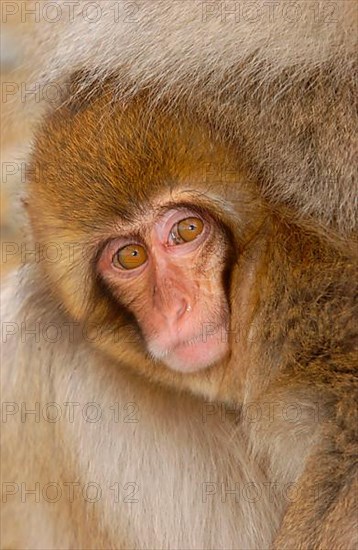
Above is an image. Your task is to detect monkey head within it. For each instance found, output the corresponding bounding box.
[27,85,266,398]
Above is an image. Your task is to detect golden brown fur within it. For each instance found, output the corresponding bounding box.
[2,85,357,548]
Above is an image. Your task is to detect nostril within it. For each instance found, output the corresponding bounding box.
[177,299,190,319]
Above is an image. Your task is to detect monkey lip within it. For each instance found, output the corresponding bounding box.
[150,326,228,373]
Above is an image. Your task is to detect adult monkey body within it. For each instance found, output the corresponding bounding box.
[1,1,357,549]
[32,0,358,235]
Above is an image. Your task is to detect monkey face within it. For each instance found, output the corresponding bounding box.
[27,85,265,395]
[98,204,229,373]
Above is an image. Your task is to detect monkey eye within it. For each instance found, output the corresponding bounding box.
[170,217,204,244]
[112,244,148,270]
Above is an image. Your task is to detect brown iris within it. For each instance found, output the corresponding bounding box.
[113,244,148,270]
[173,217,204,243]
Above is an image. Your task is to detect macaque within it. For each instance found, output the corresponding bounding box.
[1,0,357,548]
[1,80,357,550]
[1,88,282,549]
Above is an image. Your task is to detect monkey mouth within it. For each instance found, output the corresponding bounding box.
[148,324,228,373]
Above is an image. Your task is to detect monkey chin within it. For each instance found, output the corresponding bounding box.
[150,332,229,374]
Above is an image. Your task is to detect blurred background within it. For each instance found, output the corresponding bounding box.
[1,1,35,276]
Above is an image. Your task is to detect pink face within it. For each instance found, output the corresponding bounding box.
[98,206,230,373]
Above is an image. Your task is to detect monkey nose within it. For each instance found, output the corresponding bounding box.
[160,296,191,324]
[153,281,192,323]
